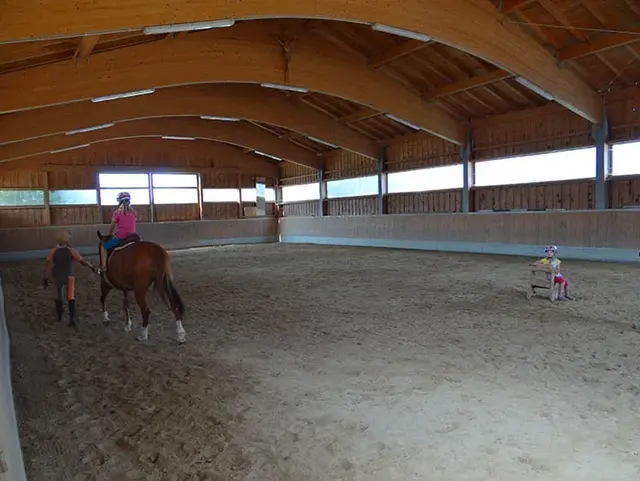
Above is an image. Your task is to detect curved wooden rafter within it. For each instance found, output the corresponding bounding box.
[0,118,320,169]
[0,27,466,144]
[0,84,379,160]
[0,0,602,123]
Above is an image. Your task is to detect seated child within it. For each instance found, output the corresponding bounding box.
[532,245,573,300]
[43,230,97,327]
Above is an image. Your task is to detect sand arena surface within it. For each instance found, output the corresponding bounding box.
[2,243,640,480]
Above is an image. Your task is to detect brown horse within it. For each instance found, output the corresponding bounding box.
[96,231,186,343]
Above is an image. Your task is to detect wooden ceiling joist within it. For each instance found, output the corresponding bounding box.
[0,0,602,123]
[0,118,320,169]
[368,40,430,69]
[557,27,640,62]
[0,30,465,145]
[0,84,379,159]
[423,69,513,100]
[499,0,538,13]
[337,108,381,124]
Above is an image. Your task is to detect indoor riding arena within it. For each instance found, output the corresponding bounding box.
[2,2,640,481]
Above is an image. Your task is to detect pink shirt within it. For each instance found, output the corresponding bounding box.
[113,210,136,239]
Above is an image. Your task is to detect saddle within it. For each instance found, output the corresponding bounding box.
[106,233,141,261]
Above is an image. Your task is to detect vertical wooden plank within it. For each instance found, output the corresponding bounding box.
[43,171,51,226]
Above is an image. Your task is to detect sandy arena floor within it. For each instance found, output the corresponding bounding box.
[2,243,640,480]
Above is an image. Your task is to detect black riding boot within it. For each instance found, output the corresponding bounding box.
[68,299,77,328]
[54,299,63,322]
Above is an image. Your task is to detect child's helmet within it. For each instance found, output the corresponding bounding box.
[544,244,558,254]
[116,191,131,204]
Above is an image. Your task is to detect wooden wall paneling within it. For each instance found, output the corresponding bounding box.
[50,206,102,225]
[154,204,200,222]
[279,162,317,185]
[200,171,238,188]
[283,201,319,217]
[0,170,47,188]
[202,202,240,220]
[611,178,640,208]
[607,87,640,143]
[0,207,48,228]
[473,104,593,161]
[324,151,377,180]
[47,168,97,189]
[386,133,459,172]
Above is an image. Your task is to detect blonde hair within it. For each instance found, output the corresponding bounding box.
[54,230,71,245]
[117,200,135,213]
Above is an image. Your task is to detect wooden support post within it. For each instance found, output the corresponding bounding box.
[377,147,387,215]
[591,99,610,210]
[43,171,51,226]
[318,166,326,216]
[148,173,155,223]
[460,129,475,214]
[255,177,266,216]
[196,173,203,221]
[275,181,283,218]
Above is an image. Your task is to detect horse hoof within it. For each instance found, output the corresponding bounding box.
[124,323,132,332]
[176,335,187,344]
[137,327,149,342]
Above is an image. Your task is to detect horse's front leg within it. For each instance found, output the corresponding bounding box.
[123,290,132,332]
[134,287,151,342]
[100,279,112,323]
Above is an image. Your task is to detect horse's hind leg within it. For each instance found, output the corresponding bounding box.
[100,279,112,323]
[134,287,151,342]
[123,291,132,332]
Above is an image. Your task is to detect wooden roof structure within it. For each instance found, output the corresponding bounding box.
[1,0,639,173]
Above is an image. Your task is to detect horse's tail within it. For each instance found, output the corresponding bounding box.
[155,251,186,320]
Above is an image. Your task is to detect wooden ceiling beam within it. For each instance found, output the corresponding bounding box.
[0,30,465,145]
[0,138,277,178]
[73,34,100,62]
[368,40,430,69]
[0,84,379,159]
[499,0,538,12]
[623,0,640,15]
[557,27,640,62]
[0,0,601,123]
[0,118,320,169]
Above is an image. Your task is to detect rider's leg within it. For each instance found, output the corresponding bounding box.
[101,237,119,272]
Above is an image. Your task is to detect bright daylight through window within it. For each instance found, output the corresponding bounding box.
[388,164,463,193]
[474,148,596,187]
[282,183,319,203]
[611,141,640,176]
[326,176,378,198]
